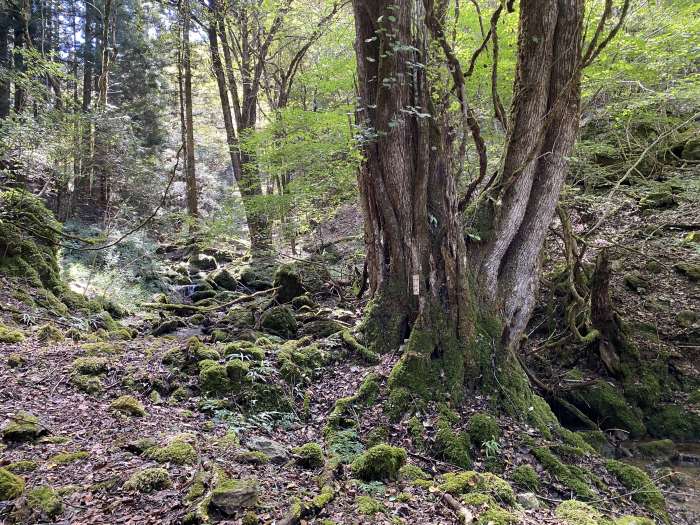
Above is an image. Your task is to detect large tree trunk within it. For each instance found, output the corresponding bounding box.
[354,0,583,423]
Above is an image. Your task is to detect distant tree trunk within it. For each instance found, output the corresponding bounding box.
[208,0,271,254]
[354,0,585,420]
[0,9,10,119]
[13,7,27,113]
[181,0,198,219]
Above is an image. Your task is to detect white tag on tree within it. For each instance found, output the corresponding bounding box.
[412,274,420,295]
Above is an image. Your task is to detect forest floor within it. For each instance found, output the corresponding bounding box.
[1,171,699,525]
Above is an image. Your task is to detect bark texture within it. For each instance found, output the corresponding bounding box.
[354,0,584,420]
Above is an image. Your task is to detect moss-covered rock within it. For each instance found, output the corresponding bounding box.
[273,264,306,303]
[468,412,500,445]
[199,363,230,394]
[350,444,406,481]
[440,471,514,505]
[292,442,324,468]
[222,341,265,362]
[110,395,147,417]
[260,306,297,338]
[356,495,384,515]
[26,485,62,518]
[511,464,540,491]
[0,322,25,343]
[145,439,198,465]
[571,380,645,437]
[605,460,667,520]
[636,439,676,459]
[398,464,431,482]
[2,411,45,442]
[646,405,700,441]
[72,356,108,375]
[72,374,103,394]
[7,352,24,368]
[674,262,700,282]
[123,467,172,493]
[300,319,345,338]
[476,507,519,525]
[532,447,593,499]
[209,478,259,516]
[0,467,25,500]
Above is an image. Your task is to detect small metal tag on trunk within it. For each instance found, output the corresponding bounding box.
[412,274,420,295]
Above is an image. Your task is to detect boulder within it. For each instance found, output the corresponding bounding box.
[245,436,288,464]
[273,264,305,303]
[517,492,540,510]
[209,478,258,516]
[189,253,217,271]
[210,267,238,290]
[260,306,297,338]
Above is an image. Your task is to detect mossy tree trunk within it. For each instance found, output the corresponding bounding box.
[354,0,585,417]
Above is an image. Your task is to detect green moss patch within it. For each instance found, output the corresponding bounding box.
[27,485,63,518]
[571,381,645,438]
[0,467,25,500]
[49,450,90,465]
[2,411,45,442]
[511,464,540,491]
[605,460,667,520]
[145,439,198,465]
[260,306,297,338]
[532,447,594,499]
[468,412,500,445]
[72,356,109,375]
[435,411,471,469]
[350,444,407,481]
[356,495,384,515]
[110,395,147,417]
[0,322,25,343]
[123,468,172,493]
[647,405,700,442]
[292,442,324,468]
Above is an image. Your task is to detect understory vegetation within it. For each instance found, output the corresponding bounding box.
[0,0,698,524]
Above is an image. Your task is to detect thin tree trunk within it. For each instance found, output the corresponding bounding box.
[0,8,10,119]
[181,0,198,218]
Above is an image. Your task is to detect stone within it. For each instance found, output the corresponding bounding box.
[210,267,238,290]
[209,478,258,516]
[273,264,306,303]
[674,262,700,282]
[189,253,217,271]
[245,436,288,464]
[260,306,297,338]
[517,492,540,510]
[677,310,697,328]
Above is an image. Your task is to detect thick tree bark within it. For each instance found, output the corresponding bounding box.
[354,0,584,421]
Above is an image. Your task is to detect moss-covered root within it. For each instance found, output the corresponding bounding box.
[605,460,668,523]
[278,485,335,525]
